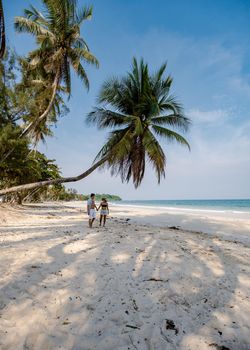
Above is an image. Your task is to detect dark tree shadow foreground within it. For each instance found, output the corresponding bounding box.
[0,203,249,350]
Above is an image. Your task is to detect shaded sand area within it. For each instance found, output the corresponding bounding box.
[0,202,249,350]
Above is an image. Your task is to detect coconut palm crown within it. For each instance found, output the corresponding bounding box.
[14,0,98,135]
[87,58,191,188]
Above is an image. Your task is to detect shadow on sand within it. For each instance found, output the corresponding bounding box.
[0,203,249,349]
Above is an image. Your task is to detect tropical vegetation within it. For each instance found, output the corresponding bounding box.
[0,50,67,203]
[15,0,98,138]
[90,194,122,201]
[0,0,191,203]
[87,58,190,188]
[55,192,122,202]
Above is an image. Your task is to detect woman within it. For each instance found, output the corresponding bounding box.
[98,198,109,227]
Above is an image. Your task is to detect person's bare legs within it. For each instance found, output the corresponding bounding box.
[89,216,95,228]
[99,215,103,226]
[103,215,107,227]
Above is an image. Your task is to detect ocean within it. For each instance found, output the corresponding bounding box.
[118,199,250,213]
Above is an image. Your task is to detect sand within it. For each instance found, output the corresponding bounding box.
[0,201,249,350]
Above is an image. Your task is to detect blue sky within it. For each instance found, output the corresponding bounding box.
[4,0,250,199]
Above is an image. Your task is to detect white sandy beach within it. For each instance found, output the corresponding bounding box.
[0,201,249,350]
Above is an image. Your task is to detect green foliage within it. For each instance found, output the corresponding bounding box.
[6,0,99,142]
[39,186,76,202]
[19,56,69,144]
[43,190,122,202]
[0,123,63,203]
[1,2,191,199]
[0,48,66,145]
[0,50,24,126]
[14,0,98,105]
[0,124,32,187]
[0,49,65,203]
[57,188,79,201]
[87,58,190,188]
[93,194,122,201]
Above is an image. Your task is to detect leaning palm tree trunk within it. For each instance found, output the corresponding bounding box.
[0,0,5,59]
[0,71,60,165]
[20,70,60,137]
[0,155,109,196]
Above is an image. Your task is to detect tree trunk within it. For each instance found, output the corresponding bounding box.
[16,193,23,205]
[20,69,60,138]
[0,70,60,165]
[0,0,6,59]
[0,156,109,196]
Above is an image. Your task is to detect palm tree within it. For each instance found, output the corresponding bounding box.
[14,0,99,136]
[0,58,191,197]
[0,0,5,58]
[19,57,69,144]
[0,57,69,164]
[87,58,190,187]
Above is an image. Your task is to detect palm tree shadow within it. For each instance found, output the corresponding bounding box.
[80,224,248,349]
[0,218,249,350]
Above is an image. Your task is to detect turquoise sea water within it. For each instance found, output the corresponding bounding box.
[119,199,250,213]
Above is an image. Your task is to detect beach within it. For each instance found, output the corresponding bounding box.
[0,201,249,350]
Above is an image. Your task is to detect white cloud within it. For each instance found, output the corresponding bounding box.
[187,108,229,124]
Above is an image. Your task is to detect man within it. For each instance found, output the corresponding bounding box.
[87,193,98,228]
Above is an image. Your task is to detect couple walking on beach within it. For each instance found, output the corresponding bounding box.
[87,193,109,228]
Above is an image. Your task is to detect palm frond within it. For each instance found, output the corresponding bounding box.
[95,126,131,161]
[76,5,93,24]
[74,47,99,67]
[86,108,131,128]
[62,56,71,96]
[14,16,53,38]
[73,37,89,50]
[24,5,48,26]
[143,129,166,183]
[75,62,89,89]
[97,77,121,105]
[155,62,167,81]
[152,114,191,131]
[159,95,183,114]
[152,124,190,150]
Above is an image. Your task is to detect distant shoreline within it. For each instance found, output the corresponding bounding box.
[113,202,250,214]
[114,198,250,214]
